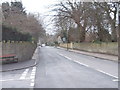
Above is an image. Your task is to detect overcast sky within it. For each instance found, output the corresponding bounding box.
[2,0,60,35]
[2,0,118,34]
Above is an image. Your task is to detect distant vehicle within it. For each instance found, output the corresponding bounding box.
[41,44,45,47]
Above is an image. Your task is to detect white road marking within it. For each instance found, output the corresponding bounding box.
[96,69,118,79]
[31,79,34,82]
[91,57,96,58]
[58,52,118,79]
[1,66,37,87]
[33,67,36,69]
[32,69,36,72]
[30,66,36,87]
[20,69,29,80]
[64,56,72,60]
[113,79,119,82]
[30,83,35,87]
[0,79,14,82]
[0,78,30,82]
[30,76,35,79]
[58,52,89,67]
[57,52,62,56]
[73,60,89,67]
[31,73,35,76]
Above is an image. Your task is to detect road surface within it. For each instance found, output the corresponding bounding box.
[1,46,118,88]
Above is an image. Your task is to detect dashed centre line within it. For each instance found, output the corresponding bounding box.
[57,52,118,79]
[96,69,118,79]
[57,52,89,67]
[113,79,119,82]
[73,60,89,67]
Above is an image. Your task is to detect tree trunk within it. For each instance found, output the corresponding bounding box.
[97,21,104,41]
[98,29,103,41]
[111,21,117,42]
[77,25,80,43]
[80,27,85,42]
[110,9,117,42]
[77,24,85,42]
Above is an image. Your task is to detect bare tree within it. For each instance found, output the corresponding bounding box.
[96,2,118,42]
[86,2,112,42]
[53,1,92,42]
[2,1,46,42]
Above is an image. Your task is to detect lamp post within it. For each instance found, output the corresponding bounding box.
[118,2,120,61]
[66,29,69,51]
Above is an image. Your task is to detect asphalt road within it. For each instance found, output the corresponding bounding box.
[1,46,118,88]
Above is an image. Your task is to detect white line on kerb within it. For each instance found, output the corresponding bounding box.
[20,69,29,80]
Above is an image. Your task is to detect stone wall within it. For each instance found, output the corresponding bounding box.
[60,42,118,56]
[1,42,37,62]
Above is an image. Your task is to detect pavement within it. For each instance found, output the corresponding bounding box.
[0,47,40,72]
[57,47,118,62]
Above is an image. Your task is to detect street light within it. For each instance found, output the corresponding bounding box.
[118,2,120,61]
[118,4,120,29]
[66,28,69,51]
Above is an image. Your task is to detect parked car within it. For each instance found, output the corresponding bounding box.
[41,44,45,47]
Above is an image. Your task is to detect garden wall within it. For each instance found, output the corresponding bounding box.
[60,42,118,56]
[1,42,37,62]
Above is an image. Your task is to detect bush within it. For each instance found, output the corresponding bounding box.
[2,25,32,41]
[92,40,102,44]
